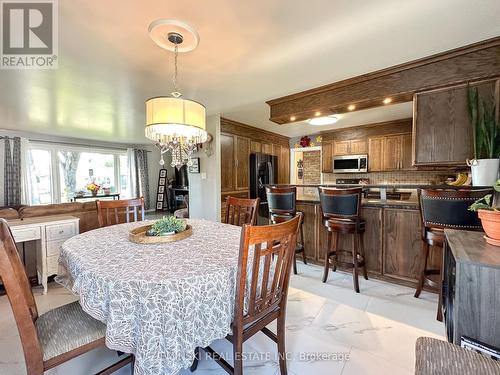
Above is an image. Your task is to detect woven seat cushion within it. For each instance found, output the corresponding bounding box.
[415,337,500,375]
[36,301,106,362]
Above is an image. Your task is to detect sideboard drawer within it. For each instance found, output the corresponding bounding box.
[45,222,77,241]
[46,240,65,257]
[11,226,41,243]
[46,255,59,276]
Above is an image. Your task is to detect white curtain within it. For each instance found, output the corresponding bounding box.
[127,148,137,198]
[20,137,31,205]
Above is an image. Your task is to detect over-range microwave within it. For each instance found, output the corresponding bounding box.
[332,154,368,173]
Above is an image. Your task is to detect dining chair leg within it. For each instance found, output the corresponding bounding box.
[300,223,307,265]
[233,334,244,375]
[359,234,368,280]
[414,241,429,298]
[352,234,360,293]
[322,231,332,283]
[293,254,298,275]
[277,311,288,375]
[190,348,200,372]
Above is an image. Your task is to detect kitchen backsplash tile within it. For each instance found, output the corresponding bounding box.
[322,170,457,185]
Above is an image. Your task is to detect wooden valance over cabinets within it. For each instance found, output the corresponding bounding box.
[267,37,500,125]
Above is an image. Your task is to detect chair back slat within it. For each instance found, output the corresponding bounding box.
[418,188,493,231]
[234,215,301,328]
[224,197,260,226]
[97,198,145,228]
[0,219,43,373]
[318,187,362,219]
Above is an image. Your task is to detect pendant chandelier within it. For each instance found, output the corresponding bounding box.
[145,20,208,169]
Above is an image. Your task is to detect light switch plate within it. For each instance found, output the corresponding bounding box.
[201,172,207,180]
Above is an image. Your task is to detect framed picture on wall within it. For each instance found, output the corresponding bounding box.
[188,158,200,173]
[157,194,164,202]
[156,169,169,212]
[159,178,166,186]
[158,185,164,193]
[160,169,167,178]
[156,202,163,209]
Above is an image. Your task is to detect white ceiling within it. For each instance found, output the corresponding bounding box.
[0,0,499,143]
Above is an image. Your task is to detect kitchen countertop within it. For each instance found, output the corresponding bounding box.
[295,194,419,210]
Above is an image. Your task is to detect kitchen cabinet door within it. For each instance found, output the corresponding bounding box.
[382,135,401,171]
[361,207,383,274]
[333,140,350,156]
[298,202,320,262]
[280,146,290,184]
[350,139,367,154]
[383,209,422,281]
[250,140,261,153]
[220,133,235,192]
[321,142,333,173]
[262,143,272,155]
[368,137,384,172]
[235,137,250,190]
[400,133,413,170]
[413,79,497,166]
[272,144,281,157]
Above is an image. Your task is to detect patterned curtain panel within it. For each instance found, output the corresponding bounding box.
[4,137,22,206]
[134,149,150,210]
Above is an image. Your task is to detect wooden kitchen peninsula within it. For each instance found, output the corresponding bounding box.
[290,185,442,289]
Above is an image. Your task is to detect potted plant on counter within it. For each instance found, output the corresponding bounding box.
[466,85,500,186]
[469,179,500,246]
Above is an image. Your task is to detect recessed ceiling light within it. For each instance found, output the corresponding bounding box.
[348,104,356,111]
[383,98,392,104]
[290,116,296,121]
[308,115,339,126]
[315,111,321,116]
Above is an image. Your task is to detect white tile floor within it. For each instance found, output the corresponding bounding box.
[0,264,445,375]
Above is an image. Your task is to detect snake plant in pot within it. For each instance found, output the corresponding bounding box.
[469,179,500,246]
[466,85,500,186]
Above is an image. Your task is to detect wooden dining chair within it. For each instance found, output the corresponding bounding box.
[224,197,260,226]
[96,197,145,228]
[0,218,133,375]
[195,214,301,375]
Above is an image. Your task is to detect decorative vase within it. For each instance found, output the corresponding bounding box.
[469,158,500,186]
[103,188,111,195]
[478,209,500,246]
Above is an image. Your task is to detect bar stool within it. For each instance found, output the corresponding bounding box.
[266,186,306,274]
[319,187,367,293]
[417,188,492,321]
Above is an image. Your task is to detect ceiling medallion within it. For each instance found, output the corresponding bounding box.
[145,19,207,169]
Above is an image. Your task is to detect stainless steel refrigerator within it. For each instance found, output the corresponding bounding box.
[250,152,278,219]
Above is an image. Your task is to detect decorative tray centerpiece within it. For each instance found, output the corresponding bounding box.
[129,216,192,244]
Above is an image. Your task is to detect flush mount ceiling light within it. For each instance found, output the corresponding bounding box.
[145,19,207,169]
[307,115,339,126]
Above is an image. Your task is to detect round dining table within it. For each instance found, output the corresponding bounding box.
[57,219,242,375]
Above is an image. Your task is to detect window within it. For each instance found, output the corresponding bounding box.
[28,143,130,205]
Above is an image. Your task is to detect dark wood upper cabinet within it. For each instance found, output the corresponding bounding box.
[369,133,413,172]
[220,133,235,192]
[413,79,498,166]
[235,137,250,190]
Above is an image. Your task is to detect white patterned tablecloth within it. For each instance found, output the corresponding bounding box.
[57,219,242,375]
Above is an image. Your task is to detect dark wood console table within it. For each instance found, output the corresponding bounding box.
[443,229,500,348]
[71,193,120,202]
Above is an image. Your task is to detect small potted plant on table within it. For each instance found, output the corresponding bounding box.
[86,182,101,197]
[469,179,500,246]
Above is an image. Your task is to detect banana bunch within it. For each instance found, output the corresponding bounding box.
[446,172,471,186]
